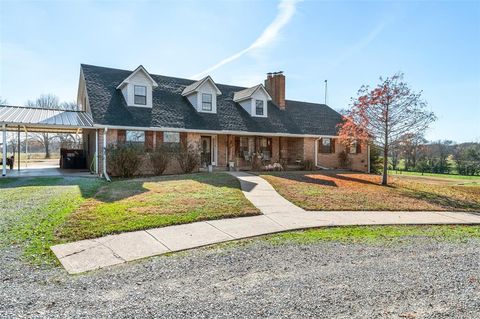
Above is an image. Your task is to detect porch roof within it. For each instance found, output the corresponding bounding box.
[0,105,94,133]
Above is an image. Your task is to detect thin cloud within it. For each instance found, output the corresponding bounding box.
[190,0,299,79]
[326,18,393,72]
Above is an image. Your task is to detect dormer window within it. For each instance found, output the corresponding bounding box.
[233,84,272,118]
[134,85,147,105]
[202,93,212,111]
[116,65,158,108]
[255,100,264,116]
[181,76,221,114]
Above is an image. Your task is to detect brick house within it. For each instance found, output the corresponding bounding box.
[78,64,369,176]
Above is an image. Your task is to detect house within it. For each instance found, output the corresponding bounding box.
[76,64,369,176]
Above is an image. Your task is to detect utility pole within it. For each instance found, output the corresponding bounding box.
[324,80,328,105]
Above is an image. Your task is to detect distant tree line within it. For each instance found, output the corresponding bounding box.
[388,133,480,176]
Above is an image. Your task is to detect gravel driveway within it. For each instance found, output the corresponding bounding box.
[1,238,479,318]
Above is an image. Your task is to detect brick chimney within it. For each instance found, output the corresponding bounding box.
[264,71,286,110]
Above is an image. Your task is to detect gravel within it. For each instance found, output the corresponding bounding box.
[1,238,479,318]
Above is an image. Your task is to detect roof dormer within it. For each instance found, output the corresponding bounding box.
[182,76,221,114]
[233,84,272,118]
[116,65,158,108]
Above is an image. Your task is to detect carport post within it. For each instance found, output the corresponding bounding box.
[17,126,20,171]
[2,124,6,176]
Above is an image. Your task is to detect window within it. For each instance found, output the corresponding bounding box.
[202,93,212,111]
[255,100,264,116]
[126,130,145,143]
[320,138,334,154]
[259,137,272,160]
[237,137,255,160]
[134,85,147,105]
[164,132,180,144]
[350,141,361,154]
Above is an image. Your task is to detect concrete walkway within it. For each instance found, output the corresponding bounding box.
[51,172,480,274]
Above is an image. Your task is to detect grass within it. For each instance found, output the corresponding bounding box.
[260,171,480,211]
[0,173,258,265]
[0,177,104,265]
[265,225,480,244]
[388,170,480,181]
[56,173,259,241]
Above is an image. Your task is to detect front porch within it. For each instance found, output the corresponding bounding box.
[215,135,314,171]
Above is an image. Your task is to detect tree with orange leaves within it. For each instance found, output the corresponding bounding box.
[338,73,436,185]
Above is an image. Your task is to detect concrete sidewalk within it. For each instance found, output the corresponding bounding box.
[51,172,480,274]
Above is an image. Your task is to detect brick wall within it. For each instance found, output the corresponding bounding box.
[302,137,316,162]
[217,135,227,166]
[271,136,280,162]
[316,139,369,172]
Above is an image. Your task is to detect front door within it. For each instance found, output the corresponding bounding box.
[200,136,212,167]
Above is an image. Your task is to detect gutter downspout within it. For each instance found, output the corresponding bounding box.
[2,124,6,177]
[103,127,111,182]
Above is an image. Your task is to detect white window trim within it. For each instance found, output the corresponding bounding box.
[164,131,180,144]
[255,99,265,116]
[201,93,213,111]
[134,85,147,106]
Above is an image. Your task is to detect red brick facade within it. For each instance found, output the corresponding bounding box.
[87,129,369,176]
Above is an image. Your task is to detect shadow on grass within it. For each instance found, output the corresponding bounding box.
[262,170,383,188]
[399,187,480,212]
[0,176,104,199]
[0,172,247,204]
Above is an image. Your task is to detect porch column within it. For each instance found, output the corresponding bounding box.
[103,127,110,181]
[2,124,6,176]
[95,129,99,175]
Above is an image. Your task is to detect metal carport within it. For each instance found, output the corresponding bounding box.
[0,105,95,177]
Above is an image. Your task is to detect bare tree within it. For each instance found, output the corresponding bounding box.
[25,95,61,158]
[338,73,436,185]
[399,132,427,170]
[60,101,79,111]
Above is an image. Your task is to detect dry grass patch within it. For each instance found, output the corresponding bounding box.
[56,173,259,241]
[260,171,480,211]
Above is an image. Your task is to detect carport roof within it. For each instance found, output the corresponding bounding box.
[0,105,94,132]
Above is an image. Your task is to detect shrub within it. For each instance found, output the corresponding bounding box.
[149,144,173,175]
[174,142,200,173]
[369,144,383,174]
[301,159,315,171]
[251,154,263,171]
[106,143,144,178]
[338,150,351,169]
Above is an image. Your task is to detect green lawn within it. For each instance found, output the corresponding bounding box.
[260,171,480,211]
[0,173,258,265]
[388,170,480,181]
[265,225,480,244]
[0,177,104,265]
[56,173,259,242]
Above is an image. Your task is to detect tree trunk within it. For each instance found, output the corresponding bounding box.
[382,146,388,185]
[44,133,50,159]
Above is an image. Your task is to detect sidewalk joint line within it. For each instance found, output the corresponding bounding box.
[145,230,172,251]
[264,214,288,229]
[205,221,236,239]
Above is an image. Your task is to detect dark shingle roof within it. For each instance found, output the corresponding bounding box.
[82,64,343,136]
